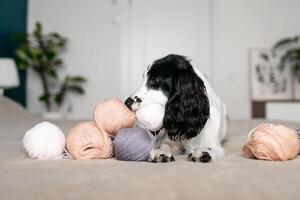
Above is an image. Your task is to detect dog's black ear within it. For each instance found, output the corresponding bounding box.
[163,67,210,141]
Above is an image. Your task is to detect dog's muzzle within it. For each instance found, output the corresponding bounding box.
[125,97,134,110]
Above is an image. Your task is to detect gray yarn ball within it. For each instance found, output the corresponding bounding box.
[113,127,155,161]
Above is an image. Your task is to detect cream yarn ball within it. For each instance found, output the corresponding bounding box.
[136,104,165,131]
[23,121,66,159]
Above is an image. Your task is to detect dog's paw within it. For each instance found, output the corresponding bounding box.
[187,148,213,163]
[148,149,175,163]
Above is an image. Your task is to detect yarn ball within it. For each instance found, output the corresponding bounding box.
[243,124,300,161]
[114,127,155,161]
[136,104,165,131]
[94,98,135,136]
[66,121,113,160]
[23,121,65,159]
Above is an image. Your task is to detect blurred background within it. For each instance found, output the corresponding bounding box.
[1,0,300,121]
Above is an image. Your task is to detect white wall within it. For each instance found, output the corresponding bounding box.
[27,0,300,119]
[126,0,212,95]
[28,0,127,119]
[28,0,212,119]
[213,0,300,119]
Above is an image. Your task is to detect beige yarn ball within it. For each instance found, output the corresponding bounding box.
[94,98,135,136]
[66,121,113,160]
[243,124,300,161]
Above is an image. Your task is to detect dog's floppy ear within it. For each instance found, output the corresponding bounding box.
[163,67,210,141]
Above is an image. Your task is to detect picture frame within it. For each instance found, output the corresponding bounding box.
[249,48,293,101]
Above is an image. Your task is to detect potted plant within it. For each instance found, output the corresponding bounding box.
[272,36,300,78]
[15,22,86,118]
[272,36,300,99]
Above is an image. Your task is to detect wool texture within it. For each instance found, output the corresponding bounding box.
[23,121,65,159]
[136,104,165,131]
[243,124,300,161]
[94,98,135,136]
[114,127,155,161]
[66,121,113,160]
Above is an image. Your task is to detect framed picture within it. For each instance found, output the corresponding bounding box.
[249,48,293,101]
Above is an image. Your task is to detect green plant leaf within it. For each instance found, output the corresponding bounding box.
[49,33,61,39]
[17,59,29,70]
[272,36,299,52]
[277,48,300,70]
[55,40,66,49]
[67,85,85,94]
[54,94,63,105]
[33,22,42,40]
[46,36,67,50]
[68,76,87,83]
[16,48,29,61]
[28,47,43,59]
[53,59,63,66]
[38,94,50,102]
[47,69,57,78]
[45,51,56,61]
[58,38,67,46]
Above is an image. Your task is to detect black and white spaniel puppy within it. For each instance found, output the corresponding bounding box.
[125,54,227,163]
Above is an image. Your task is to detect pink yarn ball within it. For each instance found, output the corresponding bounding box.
[66,121,113,160]
[93,98,135,136]
[243,124,300,161]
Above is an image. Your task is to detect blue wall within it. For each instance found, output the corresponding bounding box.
[0,0,27,106]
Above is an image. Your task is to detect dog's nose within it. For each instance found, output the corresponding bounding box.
[125,97,134,109]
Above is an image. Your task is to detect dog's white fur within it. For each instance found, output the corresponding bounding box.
[130,66,228,162]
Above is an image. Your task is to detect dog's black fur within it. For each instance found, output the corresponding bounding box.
[146,54,210,140]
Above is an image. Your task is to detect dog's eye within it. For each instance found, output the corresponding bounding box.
[149,78,161,87]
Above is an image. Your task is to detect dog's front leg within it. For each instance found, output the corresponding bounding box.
[148,138,182,163]
[184,106,227,163]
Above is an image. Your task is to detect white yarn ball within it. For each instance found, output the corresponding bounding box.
[23,122,65,159]
[136,104,165,131]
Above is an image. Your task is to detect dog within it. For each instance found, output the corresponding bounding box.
[125,54,227,163]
